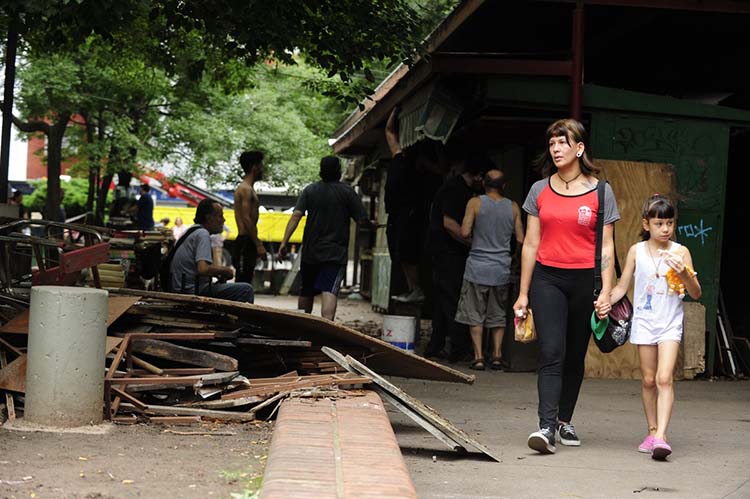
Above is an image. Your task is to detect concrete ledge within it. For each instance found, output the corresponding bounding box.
[260,391,417,499]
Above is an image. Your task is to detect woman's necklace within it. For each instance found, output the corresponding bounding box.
[557,171,582,190]
[646,242,664,278]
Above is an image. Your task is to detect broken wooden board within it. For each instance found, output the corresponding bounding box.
[110,289,474,384]
[130,338,238,372]
[118,402,257,422]
[0,350,17,421]
[0,295,141,334]
[323,346,501,462]
[0,354,26,393]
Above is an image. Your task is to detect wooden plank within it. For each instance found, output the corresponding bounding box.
[596,159,676,266]
[60,242,110,274]
[129,354,164,375]
[111,387,147,411]
[322,347,502,462]
[676,302,706,380]
[0,354,26,393]
[0,295,141,334]
[0,350,16,421]
[110,288,475,384]
[585,160,676,379]
[106,336,123,354]
[222,374,371,400]
[130,367,215,376]
[237,337,313,347]
[178,395,266,409]
[148,416,201,425]
[377,388,465,452]
[131,338,238,371]
[119,402,257,422]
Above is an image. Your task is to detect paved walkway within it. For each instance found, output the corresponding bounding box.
[256,295,750,499]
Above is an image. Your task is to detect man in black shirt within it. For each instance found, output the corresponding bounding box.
[425,153,489,361]
[278,156,368,321]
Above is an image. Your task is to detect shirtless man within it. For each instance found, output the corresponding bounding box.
[233,150,267,284]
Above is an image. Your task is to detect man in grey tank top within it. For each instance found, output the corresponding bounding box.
[455,169,525,370]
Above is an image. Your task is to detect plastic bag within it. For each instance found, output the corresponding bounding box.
[514,309,537,343]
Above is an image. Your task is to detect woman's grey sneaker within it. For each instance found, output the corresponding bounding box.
[557,423,581,446]
[528,427,556,454]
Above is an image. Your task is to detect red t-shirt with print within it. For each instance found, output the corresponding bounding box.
[522,178,620,269]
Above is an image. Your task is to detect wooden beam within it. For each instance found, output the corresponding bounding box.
[537,0,750,14]
[119,402,257,422]
[130,338,238,372]
[431,54,571,76]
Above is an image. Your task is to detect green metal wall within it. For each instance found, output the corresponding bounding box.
[591,112,729,348]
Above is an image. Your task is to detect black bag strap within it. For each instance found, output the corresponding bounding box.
[593,180,607,297]
[594,180,622,298]
[167,225,203,261]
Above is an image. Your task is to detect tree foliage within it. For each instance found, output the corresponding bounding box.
[162,61,349,191]
[3,0,457,207]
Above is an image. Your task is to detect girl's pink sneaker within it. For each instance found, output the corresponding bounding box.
[638,435,656,453]
[651,438,672,460]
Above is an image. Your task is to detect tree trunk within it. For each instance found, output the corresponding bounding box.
[97,172,113,225]
[45,114,70,222]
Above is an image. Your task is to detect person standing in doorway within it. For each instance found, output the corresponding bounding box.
[384,107,425,303]
[513,119,619,455]
[609,194,700,460]
[277,156,368,321]
[424,153,488,362]
[233,150,267,284]
[456,168,525,370]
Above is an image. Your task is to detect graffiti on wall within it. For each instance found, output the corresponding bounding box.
[678,219,713,246]
[613,123,721,208]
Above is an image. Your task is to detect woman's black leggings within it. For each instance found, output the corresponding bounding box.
[530,262,595,430]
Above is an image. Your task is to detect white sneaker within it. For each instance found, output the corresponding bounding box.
[396,288,425,303]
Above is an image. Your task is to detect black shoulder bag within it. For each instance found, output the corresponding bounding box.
[593,181,632,353]
[159,225,202,292]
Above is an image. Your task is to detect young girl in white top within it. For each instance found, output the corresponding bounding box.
[610,194,701,460]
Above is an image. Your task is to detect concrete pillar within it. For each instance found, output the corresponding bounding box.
[25,286,108,426]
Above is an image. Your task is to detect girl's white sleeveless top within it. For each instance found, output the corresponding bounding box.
[631,241,684,341]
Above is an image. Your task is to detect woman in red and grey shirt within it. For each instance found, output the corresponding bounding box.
[513,119,620,455]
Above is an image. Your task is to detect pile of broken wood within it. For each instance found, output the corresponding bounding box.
[0,289,472,427]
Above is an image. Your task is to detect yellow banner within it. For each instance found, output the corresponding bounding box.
[152,205,305,243]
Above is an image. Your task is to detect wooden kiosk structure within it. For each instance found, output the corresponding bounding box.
[331,0,750,377]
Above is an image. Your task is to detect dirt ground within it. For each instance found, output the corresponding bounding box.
[0,421,274,499]
[0,294,388,499]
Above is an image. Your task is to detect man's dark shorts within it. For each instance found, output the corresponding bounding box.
[300,262,345,296]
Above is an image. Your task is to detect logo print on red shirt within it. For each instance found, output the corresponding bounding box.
[577,205,592,226]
